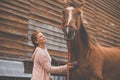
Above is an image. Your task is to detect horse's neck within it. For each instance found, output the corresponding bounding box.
[70,34,90,61]
[69,24,95,61]
[76,35,88,50]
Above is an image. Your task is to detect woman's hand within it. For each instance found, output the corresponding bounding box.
[67,61,78,69]
[61,61,78,74]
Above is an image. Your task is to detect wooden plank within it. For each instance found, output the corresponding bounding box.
[96,14,120,32]
[18,0,30,5]
[31,0,62,13]
[2,0,30,10]
[0,10,28,24]
[43,0,63,9]
[0,32,27,45]
[96,17,120,34]
[0,46,30,57]
[0,23,27,37]
[88,0,120,23]
[0,40,32,52]
[29,19,63,33]
[31,3,62,19]
[96,20,120,36]
[30,0,63,28]
[46,43,67,52]
[99,38,120,47]
[49,50,67,58]
[0,0,30,14]
[29,14,60,28]
[97,0,120,18]
[0,18,28,30]
[31,1,61,16]
[30,7,61,23]
[0,5,29,19]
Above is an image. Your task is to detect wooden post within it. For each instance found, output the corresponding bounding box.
[67,41,71,80]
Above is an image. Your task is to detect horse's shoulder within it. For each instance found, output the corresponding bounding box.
[89,43,101,50]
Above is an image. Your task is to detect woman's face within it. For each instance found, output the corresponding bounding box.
[36,32,47,44]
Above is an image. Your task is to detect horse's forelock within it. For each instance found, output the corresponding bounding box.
[65,1,79,8]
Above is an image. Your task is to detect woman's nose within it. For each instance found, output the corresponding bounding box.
[43,35,46,39]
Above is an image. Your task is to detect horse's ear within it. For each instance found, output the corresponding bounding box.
[63,0,74,3]
[63,0,74,6]
[78,7,88,24]
[78,1,86,8]
[79,1,86,7]
[63,0,68,8]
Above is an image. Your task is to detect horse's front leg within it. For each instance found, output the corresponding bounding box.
[89,65,103,80]
[90,67,103,80]
[90,74,103,80]
[69,68,81,80]
[70,68,89,80]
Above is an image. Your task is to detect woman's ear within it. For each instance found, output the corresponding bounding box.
[35,41,38,44]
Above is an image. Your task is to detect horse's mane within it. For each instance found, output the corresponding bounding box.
[79,22,96,50]
[79,23,89,47]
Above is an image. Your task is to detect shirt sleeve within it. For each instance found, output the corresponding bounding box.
[36,50,67,74]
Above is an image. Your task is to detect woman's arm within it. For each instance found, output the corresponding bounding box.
[37,50,67,74]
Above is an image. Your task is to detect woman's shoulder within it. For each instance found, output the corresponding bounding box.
[35,47,46,56]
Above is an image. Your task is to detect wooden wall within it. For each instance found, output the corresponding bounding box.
[0,0,120,60]
[0,0,31,60]
[29,0,63,27]
[28,0,68,59]
[83,0,120,47]
[0,0,67,61]
[0,0,120,79]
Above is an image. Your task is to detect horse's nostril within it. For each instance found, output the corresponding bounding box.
[63,27,75,40]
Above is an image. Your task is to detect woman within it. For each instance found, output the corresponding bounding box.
[31,30,77,80]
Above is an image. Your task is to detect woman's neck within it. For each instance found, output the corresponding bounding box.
[38,44,46,49]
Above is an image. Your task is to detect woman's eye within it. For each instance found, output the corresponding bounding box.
[39,36,42,38]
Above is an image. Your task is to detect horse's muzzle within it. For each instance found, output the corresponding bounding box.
[63,27,75,41]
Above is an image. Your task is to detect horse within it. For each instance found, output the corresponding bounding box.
[61,1,120,80]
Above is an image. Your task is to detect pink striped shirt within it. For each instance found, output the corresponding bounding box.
[31,47,67,80]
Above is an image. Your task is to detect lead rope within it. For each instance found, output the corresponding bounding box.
[63,0,70,79]
[67,41,71,80]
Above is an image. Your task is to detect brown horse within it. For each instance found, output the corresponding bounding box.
[61,1,120,80]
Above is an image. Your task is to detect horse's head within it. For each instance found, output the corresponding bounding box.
[62,0,85,40]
